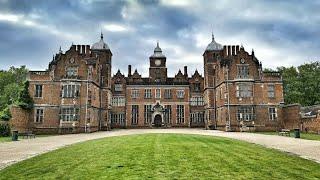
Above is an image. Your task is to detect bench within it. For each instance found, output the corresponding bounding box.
[19,131,36,139]
[278,129,290,136]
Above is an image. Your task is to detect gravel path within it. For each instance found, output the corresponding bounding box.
[1,129,320,170]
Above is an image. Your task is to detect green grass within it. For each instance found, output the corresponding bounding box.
[256,131,320,141]
[1,134,320,179]
[0,136,11,143]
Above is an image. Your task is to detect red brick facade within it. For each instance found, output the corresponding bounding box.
[11,33,315,134]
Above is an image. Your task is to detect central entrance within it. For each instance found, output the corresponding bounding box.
[154,114,162,127]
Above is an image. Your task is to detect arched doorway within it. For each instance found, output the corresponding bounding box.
[154,114,162,127]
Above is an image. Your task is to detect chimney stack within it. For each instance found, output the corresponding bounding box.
[184,66,188,76]
[86,45,90,54]
[128,65,132,76]
[236,45,239,54]
[77,45,81,53]
[232,46,235,56]
[223,45,227,56]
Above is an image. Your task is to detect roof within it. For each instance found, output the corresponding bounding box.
[91,33,110,50]
[150,42,166,58]
[205,34,223,51]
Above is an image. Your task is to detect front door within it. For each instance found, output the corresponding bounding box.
[154,114,162,127]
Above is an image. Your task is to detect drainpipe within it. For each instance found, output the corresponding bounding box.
[226,66,231,131]
[85,67,89,133]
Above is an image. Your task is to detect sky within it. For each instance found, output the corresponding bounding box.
[0,0,319,76]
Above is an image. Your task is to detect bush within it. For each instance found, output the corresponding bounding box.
[17,81,33,110]
[0,107,11,121]
[0,122,11,137]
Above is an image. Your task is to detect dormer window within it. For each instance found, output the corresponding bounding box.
[66,67,78,77]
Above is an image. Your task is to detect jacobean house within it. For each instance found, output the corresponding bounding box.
[10,33,286,134]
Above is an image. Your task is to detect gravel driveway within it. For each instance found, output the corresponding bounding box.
[1,129,320,170]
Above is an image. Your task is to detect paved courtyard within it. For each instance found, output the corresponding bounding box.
[1,129,320,170]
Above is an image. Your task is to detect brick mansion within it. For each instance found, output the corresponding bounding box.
[11,33,291,134]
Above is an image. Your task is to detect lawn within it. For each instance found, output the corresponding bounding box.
[1,134,320,179]
[0,136,11,143]
[256,131,320,141]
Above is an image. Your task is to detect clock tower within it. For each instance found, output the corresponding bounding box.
[149,42,167,83]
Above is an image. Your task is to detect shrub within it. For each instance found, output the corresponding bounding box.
[0,107,11,121]
[0,122,11,137]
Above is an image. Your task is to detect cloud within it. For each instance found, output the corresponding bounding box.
[103,23,131,32]
[0,0,319,77]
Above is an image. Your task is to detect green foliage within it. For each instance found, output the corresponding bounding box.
[1,134,320,179]
[0,107,11,121]
[0,66,29,119]
[16,81,33,110]
[277,61,320,106]
[0,122,10,137]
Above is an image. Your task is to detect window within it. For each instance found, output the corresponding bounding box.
[35,85,42,97]
[236,83,253,98]
[237,65,249,79]
[35,108,44,123]
[144,89,152,99]
[60,107,80,121]
[131,89,139,99]
[194,83,201,92]
[155,89,161,98]
[114,84,123,91]
[66,67,78,77]
[190,112,204,124]
[112,97,125,106]
[164,105,172,123]
[111,112,125,125]
[131,105,139,125]
[164,89,172,99]
[237,106,255,121]
[190,96,204,106]
[176,90,185,99]
[177,105,185,124]
[144,105,152,124]
[62,84,80,98]
[269,107,277,120]
[268,84,275,98]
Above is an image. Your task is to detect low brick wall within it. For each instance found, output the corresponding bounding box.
[280,104,301,130]
[9,106,31,133]
[301,115,320,134]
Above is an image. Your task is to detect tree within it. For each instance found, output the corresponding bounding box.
[16,81,33,110]
[277,61,320,106]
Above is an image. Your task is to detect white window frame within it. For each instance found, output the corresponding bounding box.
[114,84,123,92]
[60,107,80,122]
[155,89,161,99]
[131,105,139,124]
[269,107,278,121]
[268,84,275,98]
[34,108,44,123]
[131,89,139,99]
[236,83,253,98]
[66,67,78,77]
[144,89,152,99]
[62,84,80,98]
[164,89,172,99]
[35,84,43,98]
[177,105,185,124]
[176,90,185,99]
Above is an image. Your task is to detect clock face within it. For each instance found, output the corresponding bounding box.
[155,59,161,66]
[240,58,245,64]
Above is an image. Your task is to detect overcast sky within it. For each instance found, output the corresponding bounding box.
[0,0,319,76]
